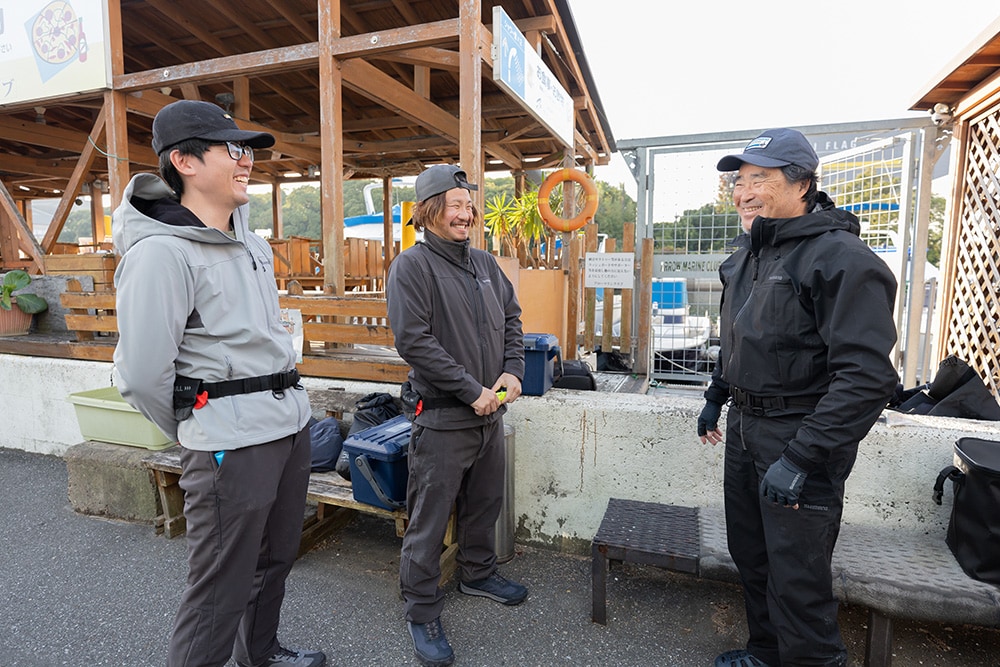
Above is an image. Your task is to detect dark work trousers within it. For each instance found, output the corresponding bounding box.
[400,418,505,623]
[166,426,311,667]
[724,408,856,667]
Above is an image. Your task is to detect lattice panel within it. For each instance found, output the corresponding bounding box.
[946,110,1000,396]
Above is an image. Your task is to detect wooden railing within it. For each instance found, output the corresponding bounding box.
[56,279,408,383]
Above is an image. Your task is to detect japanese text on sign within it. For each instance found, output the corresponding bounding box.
[585,253,634,289]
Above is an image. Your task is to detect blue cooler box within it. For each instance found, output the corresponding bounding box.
[343,414,411,511]
[523,333,561,396]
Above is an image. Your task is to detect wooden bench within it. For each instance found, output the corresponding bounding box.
[143,446,458,581]
[591,498,1000,667]
[56,282,409,382]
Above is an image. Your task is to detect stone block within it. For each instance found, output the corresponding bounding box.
[65,440,161,522]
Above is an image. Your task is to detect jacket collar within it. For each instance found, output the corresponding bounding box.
[421,229,472,268]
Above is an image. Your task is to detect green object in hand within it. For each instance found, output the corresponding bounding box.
[496,389,507,402]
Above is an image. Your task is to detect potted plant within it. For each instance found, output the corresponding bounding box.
[1,270,49,336]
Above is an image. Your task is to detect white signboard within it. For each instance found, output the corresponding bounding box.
[585,252,634,289]
[491,5,574,148]
[0,0,110,107]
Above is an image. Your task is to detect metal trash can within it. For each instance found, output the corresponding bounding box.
[495,423,516,563]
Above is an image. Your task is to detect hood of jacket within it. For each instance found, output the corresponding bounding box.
[749,190,861,254]
[113,172,253,254]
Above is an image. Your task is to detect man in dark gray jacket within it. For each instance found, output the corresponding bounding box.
[386,164,526,667]
[698,129,898,667]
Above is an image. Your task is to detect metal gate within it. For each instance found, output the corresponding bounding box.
[619,118,946,385]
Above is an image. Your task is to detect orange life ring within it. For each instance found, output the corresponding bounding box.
[537,168,599,233]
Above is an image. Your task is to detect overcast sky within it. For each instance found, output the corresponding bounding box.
[568,1,1000,189]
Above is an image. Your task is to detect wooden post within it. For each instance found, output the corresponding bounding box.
[272,183,284,238]
[458,0,483,249]
[601,238,615,354]
[620,222,635,360]
[318,0,345,295]
[635,238,654,376]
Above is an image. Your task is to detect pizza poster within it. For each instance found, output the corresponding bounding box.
[0,0,109,107]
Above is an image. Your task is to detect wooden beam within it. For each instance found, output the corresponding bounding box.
[341,60,459,143]
[41,108,107,252]
[0,179,46,273]
[381,47,460,72]
[113,20,461,92]
[0,156,78,180]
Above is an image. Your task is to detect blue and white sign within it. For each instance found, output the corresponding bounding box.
[492,6,573,148]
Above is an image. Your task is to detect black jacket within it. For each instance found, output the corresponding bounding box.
[715,193,899,470]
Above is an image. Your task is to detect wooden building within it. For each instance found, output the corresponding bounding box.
[911,15,1000,396]
[0,0,615,293]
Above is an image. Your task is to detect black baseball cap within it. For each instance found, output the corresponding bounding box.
[415,164,478,202]
[151,100,275,155]
[716,128,818,172]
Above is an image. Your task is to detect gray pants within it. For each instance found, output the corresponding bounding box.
[167,427,310,667]
[400,419,504,623]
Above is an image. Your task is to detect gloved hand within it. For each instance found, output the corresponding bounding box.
[760,456,807,508]
[697,401,722,437]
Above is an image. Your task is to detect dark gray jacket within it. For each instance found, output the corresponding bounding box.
[386,230,524,430]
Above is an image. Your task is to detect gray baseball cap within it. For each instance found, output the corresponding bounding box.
[415,164,478,202]
[716,128,818,172]
[152,100,275,155]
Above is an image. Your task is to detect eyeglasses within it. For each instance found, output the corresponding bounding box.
[215,141,254,162]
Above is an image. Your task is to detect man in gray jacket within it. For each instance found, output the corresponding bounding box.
[112,100,323,667]
[387,164,527,667]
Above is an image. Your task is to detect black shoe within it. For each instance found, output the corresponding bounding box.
[713,649,771,667]
[407,617,454,666]
[458,572,528,605]
[237,645,326,667]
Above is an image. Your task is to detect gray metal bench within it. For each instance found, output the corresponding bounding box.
[591,497,1000,667]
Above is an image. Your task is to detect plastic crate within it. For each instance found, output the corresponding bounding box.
[67,387,174,450]
[343,414,411,510]
[523,333,560,396]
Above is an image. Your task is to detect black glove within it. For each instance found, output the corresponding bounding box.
[760,456,807,507]
[697,401,722,437]
[697,379,730,437]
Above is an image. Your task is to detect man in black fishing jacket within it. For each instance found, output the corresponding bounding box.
[697,128,898,667]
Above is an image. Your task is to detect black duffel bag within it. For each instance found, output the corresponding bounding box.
[933,437,1000,584]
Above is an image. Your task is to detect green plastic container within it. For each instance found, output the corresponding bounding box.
[67,387,174,450]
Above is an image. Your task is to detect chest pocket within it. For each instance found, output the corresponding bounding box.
[479,277,505,331]
[761,279,823,390]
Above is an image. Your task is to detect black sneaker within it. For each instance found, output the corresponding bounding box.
[407,618,454,666]
[238,645,326,667]
[458,571,528,605]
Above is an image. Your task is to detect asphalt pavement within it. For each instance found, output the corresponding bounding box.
[1,447,998,667]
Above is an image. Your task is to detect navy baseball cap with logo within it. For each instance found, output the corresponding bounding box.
[414,164,478,202]
[152,100,275,155]
[716,128,818,172]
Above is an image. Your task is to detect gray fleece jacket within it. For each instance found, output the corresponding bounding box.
[111,173,310,449]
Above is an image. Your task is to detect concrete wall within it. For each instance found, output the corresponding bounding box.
[4,354,997,554]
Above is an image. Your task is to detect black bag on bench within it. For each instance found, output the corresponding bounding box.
[933,437,1000,584]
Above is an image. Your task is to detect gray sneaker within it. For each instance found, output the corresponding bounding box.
[238,645,326,667]
[458,571,528,605]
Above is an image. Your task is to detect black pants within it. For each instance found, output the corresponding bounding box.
[724,408,855,667]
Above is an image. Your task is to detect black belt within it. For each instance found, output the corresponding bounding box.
[730,386,821,412]
[419,395,467,410]
[201,369,302,399]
